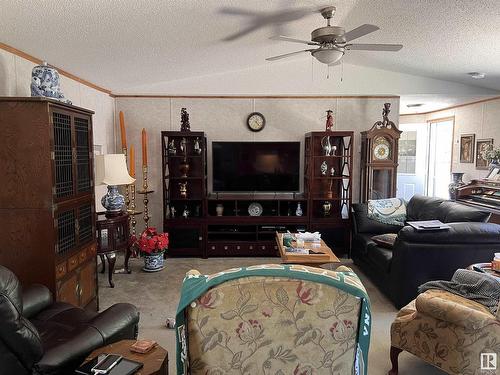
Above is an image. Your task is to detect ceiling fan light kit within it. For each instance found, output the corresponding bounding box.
[266,5,403,66]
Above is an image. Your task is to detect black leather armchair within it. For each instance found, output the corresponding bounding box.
[0,265,140,375]
[351,195,500,308]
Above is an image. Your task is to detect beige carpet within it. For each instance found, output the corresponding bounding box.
[98,257,445,375]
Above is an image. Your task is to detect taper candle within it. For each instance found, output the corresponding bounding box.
[119,111,127,149]
[129,144,135,177]
[142,128,148,166]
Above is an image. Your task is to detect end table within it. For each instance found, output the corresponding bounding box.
[96,212,132,288]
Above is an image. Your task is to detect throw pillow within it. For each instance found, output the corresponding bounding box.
[367,198,407,226]
[371,233,398,249]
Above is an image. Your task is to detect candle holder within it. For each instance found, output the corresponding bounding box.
[137,165,154,229]
[127,183,143,258]
[122,147,130,209]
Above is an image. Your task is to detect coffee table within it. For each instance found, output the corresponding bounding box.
[82,339,168,375]
[275,232,340,268]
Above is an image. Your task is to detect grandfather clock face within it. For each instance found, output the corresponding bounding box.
[373,136,391,161]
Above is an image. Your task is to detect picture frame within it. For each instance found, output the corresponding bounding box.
[459,134,474,163]
[476,138,494,170]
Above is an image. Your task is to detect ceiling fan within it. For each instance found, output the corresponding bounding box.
[266,6,403,65]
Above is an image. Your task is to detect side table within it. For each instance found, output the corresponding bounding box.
[82,339,168,375]
[96,211,132,288]
[467,262,500,280]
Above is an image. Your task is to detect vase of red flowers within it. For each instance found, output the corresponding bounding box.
[137,227,169,272]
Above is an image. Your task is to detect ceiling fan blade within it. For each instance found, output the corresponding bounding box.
[270,35,319,45]
[342,24,379,42]
[346,43,403,51]
[266,49,315,61]
[219,7,260,16]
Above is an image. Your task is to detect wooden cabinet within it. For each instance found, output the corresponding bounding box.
[0,97,97,310]
[162,131,207,257]
[304,131,354,255]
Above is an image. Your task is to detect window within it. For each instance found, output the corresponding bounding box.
[398,131,417,174]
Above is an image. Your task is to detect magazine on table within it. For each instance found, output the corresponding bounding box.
[407,220,451,231]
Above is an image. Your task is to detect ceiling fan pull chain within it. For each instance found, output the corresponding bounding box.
[327,64,330,79]
[341,60,344,82]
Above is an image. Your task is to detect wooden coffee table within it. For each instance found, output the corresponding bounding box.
[276,233,340,268]
[83,339,168,375]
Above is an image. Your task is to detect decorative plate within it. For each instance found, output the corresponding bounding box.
[248,202,263,216]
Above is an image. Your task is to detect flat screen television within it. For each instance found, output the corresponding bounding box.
[212,141,300,192]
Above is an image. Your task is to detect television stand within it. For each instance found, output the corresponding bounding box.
[206,193,308,256]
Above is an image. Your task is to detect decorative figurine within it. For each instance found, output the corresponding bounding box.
[216,204,224,216]
[321,160,328,176]
[194,137,202,155]
[331,145,337,156]
[322,201,332,217]
[195,205,201,217]
[180,108,191,131]
[295,202,303,216]
[180,137,187,155]
[325,110,334,131]
[330,167,335,176]
[321,136,332,156]
[31,61,71,104]
[374,103,395,129]
[168,139,177,155]
[179,158,190,178]
[179,181,188,198]
[170,206,176,218]
[182,206,190,219]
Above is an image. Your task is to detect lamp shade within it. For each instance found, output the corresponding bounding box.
[95,154,135,186]
[312,48,344,64]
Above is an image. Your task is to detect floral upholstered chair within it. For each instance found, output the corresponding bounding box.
[175,264,372,375]
[389,289,500,375]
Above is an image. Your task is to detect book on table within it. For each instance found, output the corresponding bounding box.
[407,220,451,231]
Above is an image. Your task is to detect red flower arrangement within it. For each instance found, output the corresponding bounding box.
[137,227,169,255]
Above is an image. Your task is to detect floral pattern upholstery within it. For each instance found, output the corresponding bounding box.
[186,270,364,375]
[391,289,500,375]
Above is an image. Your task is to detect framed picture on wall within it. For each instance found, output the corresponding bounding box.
[476,138,494,170]
[459,134,474,163]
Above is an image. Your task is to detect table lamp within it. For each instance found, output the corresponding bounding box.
[95,154,135,214]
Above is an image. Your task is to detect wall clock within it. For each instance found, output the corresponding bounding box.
[247,112,265,132]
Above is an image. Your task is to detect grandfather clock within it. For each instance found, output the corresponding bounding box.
[360,103,402,201]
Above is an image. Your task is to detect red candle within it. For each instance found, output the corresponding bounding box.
[119,111,127,150]
[142,128,147,167]
[129,144,135,177]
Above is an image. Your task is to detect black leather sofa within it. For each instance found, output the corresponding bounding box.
[0,265,140,375]
[352,195,500,308]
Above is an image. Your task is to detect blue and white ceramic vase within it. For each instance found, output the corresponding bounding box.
[143,251,165,272]
[31,61,72,104]
[448,172,465,200]
[101,185,125,212]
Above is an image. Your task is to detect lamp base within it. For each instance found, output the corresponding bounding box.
[101,185,125,213]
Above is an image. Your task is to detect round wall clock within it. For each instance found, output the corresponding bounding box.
[247,112,265,132]
[373,136,391,160]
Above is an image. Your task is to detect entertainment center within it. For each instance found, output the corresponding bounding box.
[161,130,353,257]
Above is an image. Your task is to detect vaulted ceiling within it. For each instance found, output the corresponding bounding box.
[1,0,499,108]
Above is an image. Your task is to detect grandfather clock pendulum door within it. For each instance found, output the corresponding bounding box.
[360,103,402,201]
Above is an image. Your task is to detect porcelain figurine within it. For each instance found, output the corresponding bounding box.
[179,158,190,178]
[179,182,188,198]
[180,137,187,155]
[216,204,224,216]
[170,206,176,218]
[321,160,328,176]
[168,139,177,155]
[321,136,332,156]
[31,62,71,104]
[325,110,334,131]
[194,137,202,155]
[330,167,335,176]
[182,206,190,219]
[295,202,303,216]
[331,145,337,156]
[322,201,332,217]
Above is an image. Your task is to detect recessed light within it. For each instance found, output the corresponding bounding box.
[406,103,424,108]
[467,72,486,79]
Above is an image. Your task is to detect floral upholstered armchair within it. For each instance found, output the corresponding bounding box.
[390,289,500,375]
[175,264,372,375]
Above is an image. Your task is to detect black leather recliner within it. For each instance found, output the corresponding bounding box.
[351,195,500,308]
[0,265,140,374]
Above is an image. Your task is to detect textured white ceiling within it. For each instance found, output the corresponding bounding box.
[1,0,500,96]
